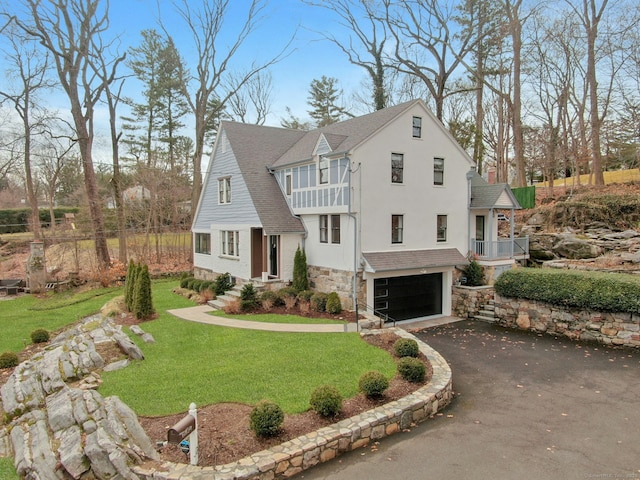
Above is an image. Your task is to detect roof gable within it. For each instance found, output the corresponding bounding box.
[469,172,521,209]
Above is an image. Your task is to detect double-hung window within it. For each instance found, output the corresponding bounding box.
[412,116,422,138]
[218,177,231,204]
[320,214,340,244]
[437,215,447,242]
[434,158,444,186]
[392,215,404,244]
[319,157,329,184]
[221,230,239,257]
[194,233,211,254]
[391,153,404,183]
[285,174,292,195]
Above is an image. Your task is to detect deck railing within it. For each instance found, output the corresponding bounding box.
[472,236,529,260]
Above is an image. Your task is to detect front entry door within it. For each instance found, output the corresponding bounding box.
[251,228,263,279]
[269,235,279,277]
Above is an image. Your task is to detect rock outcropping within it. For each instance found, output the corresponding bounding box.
[0,315,159,479]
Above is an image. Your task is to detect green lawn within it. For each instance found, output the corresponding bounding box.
[210,311,347,325]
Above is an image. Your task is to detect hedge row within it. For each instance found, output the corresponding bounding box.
[0,207,79,234]
[494,268,640,314]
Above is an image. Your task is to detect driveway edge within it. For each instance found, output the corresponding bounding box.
[133,327,453,480]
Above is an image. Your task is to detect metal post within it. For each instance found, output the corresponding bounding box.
[189,402,198,465]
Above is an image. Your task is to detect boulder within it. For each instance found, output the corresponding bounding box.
[552,235,603,259]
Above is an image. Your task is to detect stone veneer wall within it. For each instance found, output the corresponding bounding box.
[494,294,640,348]
[307,265,363,310]
[132,328,453,480]
[451,285,495,318]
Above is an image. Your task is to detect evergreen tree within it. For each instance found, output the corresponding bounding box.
[133,264,154,319]
[292,246,308,292]
[307,76,352,127]
[124,259,136,311]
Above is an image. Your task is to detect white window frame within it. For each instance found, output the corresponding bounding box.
[194,233,211,255]
[434,157,444,186]
[319,156,329,184]
[331,214,341,244]
[285,173,292,195]
[412,116,422,138]
[437,215,447,242]
[391,153,404,184]
[221,230,239,257]
[319,215,328,243]
[218,177,231,204]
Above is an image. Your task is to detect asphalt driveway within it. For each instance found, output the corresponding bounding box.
[298,320,640,480]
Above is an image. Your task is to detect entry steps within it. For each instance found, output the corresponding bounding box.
[474,299,497,323]
[208,283,265,310]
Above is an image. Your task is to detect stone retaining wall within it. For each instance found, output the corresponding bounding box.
[132,327,453,480]
[452,285,495,318]
[495,295,640,348]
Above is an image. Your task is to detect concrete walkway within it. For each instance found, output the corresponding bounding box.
[167,305,360,332]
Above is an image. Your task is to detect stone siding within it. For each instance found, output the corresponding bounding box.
[307,265,364,310]
[452,285,495,318]
[132,328,453,480]
[495,295,640,348]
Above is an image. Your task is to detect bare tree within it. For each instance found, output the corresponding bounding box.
[12,0,126,268]
[169,0,292,209]
[306,0,389,111]
[226,70,273,124]
[0,25,52,240]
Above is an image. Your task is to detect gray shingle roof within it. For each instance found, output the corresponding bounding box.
[221,122,306,234]
[362,248,468,272]
[469,171,521,209]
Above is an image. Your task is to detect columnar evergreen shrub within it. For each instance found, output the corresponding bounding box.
[124,260,138,311]
[397,357,426,383]
[0,352,19,369]
[393,338,419,358]
[292,246,309,292]
[309,385,343,417]
[325,292,342,314]
[30,329,50,344]
[249,400,284,437]
[133,264,154,320]
[358,371,389,398]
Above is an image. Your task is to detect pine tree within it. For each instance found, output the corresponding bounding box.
[133,264,154,319]
[293,246,308,292]
[307,76,351,127]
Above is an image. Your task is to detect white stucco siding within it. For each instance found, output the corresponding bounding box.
[301,213,356,272]
[354,105,471,256]
[280,235,303,282]
[208,226,256,280]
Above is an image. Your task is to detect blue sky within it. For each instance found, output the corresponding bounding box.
[111,0,366,126]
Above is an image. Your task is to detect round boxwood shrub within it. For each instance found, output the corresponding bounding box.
[249,400,284,437]
[297,289,314,302]
[358,370,389,398]
[309,385,343,417]
[278,286,298,299]
[310,292,328,312]
[393,338,419,358]
[397,357,426,383]
[325,292,342,314]
[0,352,19,369]
[30,328,50,344]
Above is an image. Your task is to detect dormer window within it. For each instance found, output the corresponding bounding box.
[319,157,329,184]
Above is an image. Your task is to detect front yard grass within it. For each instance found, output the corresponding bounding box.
[210,311,347,325]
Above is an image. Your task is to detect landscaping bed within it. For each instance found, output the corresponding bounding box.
[138,330,432,467]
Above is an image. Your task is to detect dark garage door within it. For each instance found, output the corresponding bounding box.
[374,273,442,322]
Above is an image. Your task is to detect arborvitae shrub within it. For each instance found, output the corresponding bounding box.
[133,264,154,320]
[292,246,309,292]
[30,328,50,344]
[0,352,19,369]
[393,338,419,358]
[124,259,136,311]
[214,273,233,296]
[463,259,485,286]
[309,385,343,417]
[325,292,342,314]
[249,400,284,437]
[310,292,328,312]
[397,357,426,383]
[358,371,389,398]
[297,289,314,302]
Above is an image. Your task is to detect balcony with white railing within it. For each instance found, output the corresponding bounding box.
[471,236,529,261]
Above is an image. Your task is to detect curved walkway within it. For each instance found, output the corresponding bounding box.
[167,305,359,332]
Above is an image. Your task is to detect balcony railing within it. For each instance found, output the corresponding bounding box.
[472,236,529,260]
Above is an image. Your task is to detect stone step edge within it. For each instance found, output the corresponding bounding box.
[132,327,453,480]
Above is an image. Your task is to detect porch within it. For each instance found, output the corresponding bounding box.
[471,237,529,261]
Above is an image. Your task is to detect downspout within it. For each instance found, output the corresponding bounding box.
[345,154,359,331]
[466,166,476,257]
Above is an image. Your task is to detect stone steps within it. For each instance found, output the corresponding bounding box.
[208,283,260,310]
[474,300,497,323]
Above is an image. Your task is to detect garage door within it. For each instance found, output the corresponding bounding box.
[374,273,442,322]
